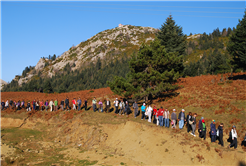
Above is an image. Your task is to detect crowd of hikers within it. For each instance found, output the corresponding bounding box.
[1,97,246,150]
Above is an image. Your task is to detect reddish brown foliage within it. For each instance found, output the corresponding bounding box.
[196,154,204,162]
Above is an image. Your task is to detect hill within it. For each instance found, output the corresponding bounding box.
[1,73,246,165]
[2,27,236,93]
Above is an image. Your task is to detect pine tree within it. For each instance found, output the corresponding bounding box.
[108,39,183,102]
[157,15,187,56]
[227,12,246,70]
[43,80,53,93]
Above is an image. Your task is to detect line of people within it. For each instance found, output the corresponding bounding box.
[1,98,242,149]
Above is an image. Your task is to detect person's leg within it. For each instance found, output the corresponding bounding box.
[141,112,144,120]
[156,117,159,126]
[167,119,170,128]
[179,120,182,129]
[234,138,237,149]
[148,113,151,122]
[93,104,96,112]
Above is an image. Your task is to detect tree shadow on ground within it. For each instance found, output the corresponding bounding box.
[229,74,246,80]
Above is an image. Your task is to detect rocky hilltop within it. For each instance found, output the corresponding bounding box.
[16,25,157,86]
[0,79,7,90]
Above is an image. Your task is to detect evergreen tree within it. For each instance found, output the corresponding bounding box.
[157,15,187,56]
[227,12,246,70]
[108,39,183,102]
[43,80,53,93]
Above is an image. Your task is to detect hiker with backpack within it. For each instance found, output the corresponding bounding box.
[49,100,54,112]
[54,99,58,111]
[186,112,192,133]
[1,100,5,110]
[40,100,43,111]
[32,99,36,111]
[119,100,125,115]
[210,120,216,143]
[158,107,165,126]
[218,123,224,147]
[153,106,158,124]
[125,101,131,117]
[146,104,153,123]
[36,100,40,111]
[5,100,9,109]
[228,125,237,149]
[21,100,25,109]
[9,99,13,110]
[60,100,64,111]
[72,98,76,110]
[84,99,87,111]
[45,100,49,111]
[92,97,97,112]
[98,100,103,112]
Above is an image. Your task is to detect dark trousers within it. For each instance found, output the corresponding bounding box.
[187,124,191,133]
[201,130,206,140]
[106,106,110,113]
[141,111,146,120]
[230,138,237,149]
[84,104,87,111]
[211,135,216,142]
[114,106,119,114]
[65,104,69,110]
[218,134,224,146]
[93,104,96,112]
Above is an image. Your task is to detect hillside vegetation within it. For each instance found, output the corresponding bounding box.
[2,26,237,93]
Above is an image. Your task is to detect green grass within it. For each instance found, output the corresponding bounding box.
[78,160,98,165]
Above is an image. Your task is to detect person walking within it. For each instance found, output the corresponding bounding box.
[105,98,111,113]
[54,99,58,111]
[164,108,170,128]
[49,100,54,112]
[114,98,119,114]
[153,106,158,124]
[77,97,82,111]
[98,100,103,112]
[190,113,197,136]
[210,120,216,143]
[133,101,138,118]
[119,100,124,115]
[146,104,153,122]
[125,101,130,117]
[45,100,49,111]
[178,109,186,129]
[9,99,13,110]
[141,103,146,120]
[228,125,237,149]
[60,100,64,111]
[171,109,177,129]
[32,99,36,111]
[5,100,9,109]
[36,100,40,111]
[26,102,31,111]
[40,100,43,111]
[218,123,224,147]
[200,119,206,140]
[198,117,204,138]
[1,100,5,110]
[65,97,69,110]
[84,99,88,111]
[158,107,164,126]
[21,100,25,109]
[186,112,192,133]
[72,98,76,110]
[16,100,21,110]
[92,97,97,112]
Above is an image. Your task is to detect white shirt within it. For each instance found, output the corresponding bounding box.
[107,101,109,105]
[146,106,153,115]
[5,101,8,106]
[49,101,54,106]
[114,100,119,106]
[231,129,237,138]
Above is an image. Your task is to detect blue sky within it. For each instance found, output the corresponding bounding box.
[1,1,245,83]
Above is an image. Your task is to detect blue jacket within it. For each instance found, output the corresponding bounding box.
[141,105,146,112]
[210,123,216,135]
[218,125,223,135]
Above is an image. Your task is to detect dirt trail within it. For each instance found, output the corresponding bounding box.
[59,120,246,165]
[1,118,24,128]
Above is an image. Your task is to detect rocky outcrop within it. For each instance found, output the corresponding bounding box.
[0,79,7,90]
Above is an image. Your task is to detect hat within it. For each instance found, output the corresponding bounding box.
[182,109,185,112]
[201,117,204,120]
[143,103,146,106]
[116,98,118,100]
[173,109,176,111]
[202,119,205,123]
[232,125,236,128]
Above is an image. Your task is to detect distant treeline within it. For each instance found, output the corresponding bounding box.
[2,56,131,93]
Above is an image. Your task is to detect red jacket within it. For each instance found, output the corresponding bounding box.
[72,100,76,105]
[153,108,157,115]
[157,109,164,116]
